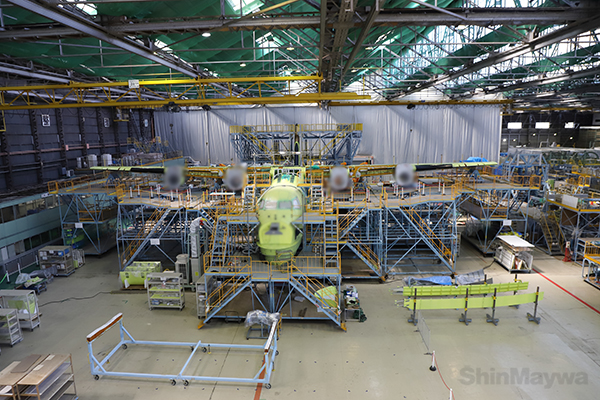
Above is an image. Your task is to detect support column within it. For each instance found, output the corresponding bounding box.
[55,108,68,169]
[77,108,88,157]
[96,108,106,154]
[111,108,122,157]
[0,118,13,190]
[27,109,43,184]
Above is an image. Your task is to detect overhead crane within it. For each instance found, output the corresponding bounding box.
[0,75,370,110]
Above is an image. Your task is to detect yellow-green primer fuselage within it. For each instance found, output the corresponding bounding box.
[256,168,305,261]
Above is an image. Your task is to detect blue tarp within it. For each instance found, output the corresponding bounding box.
[403,276,453,287]
[462,156,489,162]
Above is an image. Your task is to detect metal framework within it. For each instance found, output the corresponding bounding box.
[230,123,363,165]
[0,1,598,108]
[0,76,369,110]
[87,313,279,388]
[48,172,119,255]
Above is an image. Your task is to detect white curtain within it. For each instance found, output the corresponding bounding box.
[154,104,501,165]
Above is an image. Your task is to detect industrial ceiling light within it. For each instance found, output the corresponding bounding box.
[507,122,522,129]
[535,122,550,129]
[351,69,357,73]
[286,44,294,51]
[240,63,246,67]
[565,122,576,129]
[366,46,374,50]
[202,32,211,37]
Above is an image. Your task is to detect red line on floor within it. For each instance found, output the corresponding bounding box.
[253,361,266,400]
[532,267,600,315]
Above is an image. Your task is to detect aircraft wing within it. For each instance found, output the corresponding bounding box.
[91,165,227,179]
[411,161,497,172]
[90,165,167,174]
[305,161,496,178]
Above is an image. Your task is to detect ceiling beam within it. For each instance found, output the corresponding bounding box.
[0,8,596,39]
[325,0,355,91]
[5,0,202,79]
[318,0,327,74]
[396,17,600,98]
[407,0,466,21]
[487,65,600,94]
[340,0,383,81]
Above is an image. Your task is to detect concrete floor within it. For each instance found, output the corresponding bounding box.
[1,243,599,400]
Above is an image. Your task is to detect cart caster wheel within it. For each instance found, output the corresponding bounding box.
[183,380,189,386]
[94,375,100,381]
[171,379,176,386]
[275,350,279,356]
[122,344,128,350]
[265,383,271,389]
[202,347,207,353]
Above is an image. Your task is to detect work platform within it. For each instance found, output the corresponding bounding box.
[48,166,540,327]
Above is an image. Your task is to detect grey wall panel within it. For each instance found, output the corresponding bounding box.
[155,105,502,165]
[0,107,135,193]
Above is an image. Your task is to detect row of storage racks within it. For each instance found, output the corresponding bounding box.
[0,290,41,352]
[0,354,77,400]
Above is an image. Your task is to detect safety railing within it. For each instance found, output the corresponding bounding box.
[205,265,252,315]
[203,253,252,275]
[287,262,339,313]
[339,199,368,235]
[583,241,600,258]
[347,232,379,270]
[404,208,453,266]
[78,206,118,222]
[47,171,114,194]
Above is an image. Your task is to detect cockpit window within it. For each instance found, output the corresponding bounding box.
[278,200,292,210]
[263,200,277,210]
[292,198,301,209]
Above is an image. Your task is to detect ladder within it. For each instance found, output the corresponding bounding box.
[323,217,339,271]
[310,185,323,210]
[243,185,256,209]
[210,218,229,267]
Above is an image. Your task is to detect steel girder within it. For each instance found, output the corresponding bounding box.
[0,8,594,40]
[397,17,600,98]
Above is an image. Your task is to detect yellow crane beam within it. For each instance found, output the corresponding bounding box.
[0,75,370,110]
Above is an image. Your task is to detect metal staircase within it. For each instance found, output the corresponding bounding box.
[287,263,340,325]
[539,214,564,255]
[120,207,169,268]
[346,232,380,273]
[197,208,215,231]
[204,267,252,321]
[209,218,229,268]
[338,200,368,238]
[402,208,454,269]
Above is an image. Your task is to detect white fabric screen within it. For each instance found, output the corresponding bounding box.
[154,105,501,165]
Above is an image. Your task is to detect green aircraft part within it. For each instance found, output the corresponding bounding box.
[401,282,529,297]
[256,167,306,261]
[403,291,544,310]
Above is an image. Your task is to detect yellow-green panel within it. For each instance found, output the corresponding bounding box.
[404,292,543,310]
[402,281,529,296]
